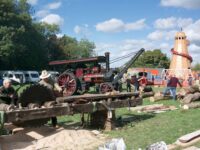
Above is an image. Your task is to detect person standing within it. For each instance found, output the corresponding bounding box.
[163,75,182,100]
[138,74,147,92]
[131,74,139,92]
[39,70,62,128]
[126,78,131,92]
[188,74,193,86]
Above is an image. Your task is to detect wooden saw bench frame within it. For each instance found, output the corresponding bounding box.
[0,92,142,130]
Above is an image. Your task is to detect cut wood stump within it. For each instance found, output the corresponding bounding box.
[182,102,200,110]
[89,110,116,131]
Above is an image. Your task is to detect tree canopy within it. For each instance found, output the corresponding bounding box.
[131,49,170,69]
[192,63,200,71]
[0,0,95,70]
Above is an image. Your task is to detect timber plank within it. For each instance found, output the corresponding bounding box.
[179,130,200,143]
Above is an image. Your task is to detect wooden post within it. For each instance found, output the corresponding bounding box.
[89,110,116,131]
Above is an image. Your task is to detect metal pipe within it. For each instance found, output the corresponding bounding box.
[105,52,110,72]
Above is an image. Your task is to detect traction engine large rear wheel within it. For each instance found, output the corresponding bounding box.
[99,82,114,94]
[58,72,78,96]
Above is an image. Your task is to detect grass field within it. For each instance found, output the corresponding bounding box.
[12,84,200,149]
[56,86,200,149]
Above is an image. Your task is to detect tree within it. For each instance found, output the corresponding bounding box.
[57,36,95,60]
[0,0,96,70]
[0,0,47,69]
[192,63,200,71]
[132,49,170,68]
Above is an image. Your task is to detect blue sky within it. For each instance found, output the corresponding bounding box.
[29,0,200,67]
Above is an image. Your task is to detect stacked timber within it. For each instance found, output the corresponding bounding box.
[179,85,200,109]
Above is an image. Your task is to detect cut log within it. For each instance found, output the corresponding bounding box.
[129,104,177,113]
[130,104,164,112]
[182,102,200,110]
[141,105,177,113]
[185,85,200,94]
[150,95,171,102]
[175,137,200,148]
[142,91,155,98]
[178,130,200,143]
[183,146,200,150]
[181,92,200,104]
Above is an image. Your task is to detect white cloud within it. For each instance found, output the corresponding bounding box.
[147,30,176,41]
[74,26,81,34]
[154,17,193,29]
[95,18,146,33]
[161,0,200,9]
[74,24,90,36]
[95,39,159,67]
[35,10,50,18]
[40,14,64,26]
[47,2,62,10]
[147,31,164,41]
[189,44,200,53]
[184,20,200,46]
[27,0,38,5]
[124,19,146,31]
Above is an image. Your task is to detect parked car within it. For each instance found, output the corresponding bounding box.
[23,71,40,83]
[1,71,26,84]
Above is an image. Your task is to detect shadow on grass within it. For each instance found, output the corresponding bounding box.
[116,113,155,127]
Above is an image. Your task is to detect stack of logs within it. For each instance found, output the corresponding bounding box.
[149,85,200,109]
[178,85,200,109]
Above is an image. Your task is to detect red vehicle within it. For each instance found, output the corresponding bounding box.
[49,49,145,96]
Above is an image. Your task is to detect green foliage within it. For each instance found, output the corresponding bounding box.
[192,63,200,71]
[132,49,170,69]
[57,36,95,60]
[0,0,95,70]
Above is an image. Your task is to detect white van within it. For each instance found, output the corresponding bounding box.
[23,71,40,83]
[2,71,26,84]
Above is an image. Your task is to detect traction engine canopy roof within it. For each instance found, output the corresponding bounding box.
[49,56,106,66]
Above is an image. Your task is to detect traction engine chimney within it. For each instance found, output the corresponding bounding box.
[105,52,110,72]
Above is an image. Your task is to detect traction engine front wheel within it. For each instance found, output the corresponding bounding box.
[58,72,78,96]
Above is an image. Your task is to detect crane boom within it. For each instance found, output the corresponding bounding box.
[112,48,145,84]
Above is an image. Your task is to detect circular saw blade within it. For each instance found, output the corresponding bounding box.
[13,84,56,127]
[19,84,56,107]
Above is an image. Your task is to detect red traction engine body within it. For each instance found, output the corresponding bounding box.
[49,52,113,96]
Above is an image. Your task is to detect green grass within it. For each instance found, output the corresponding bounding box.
[11,84,200,149]
[56,86,200,149]
[56,99,200,149]
[106,100,200,149]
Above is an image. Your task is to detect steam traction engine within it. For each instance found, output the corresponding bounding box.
[49,49,145,96]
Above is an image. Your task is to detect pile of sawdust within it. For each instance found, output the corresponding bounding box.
[0,127,107,150]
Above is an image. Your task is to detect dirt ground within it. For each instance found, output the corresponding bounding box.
[0,126,107,150]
